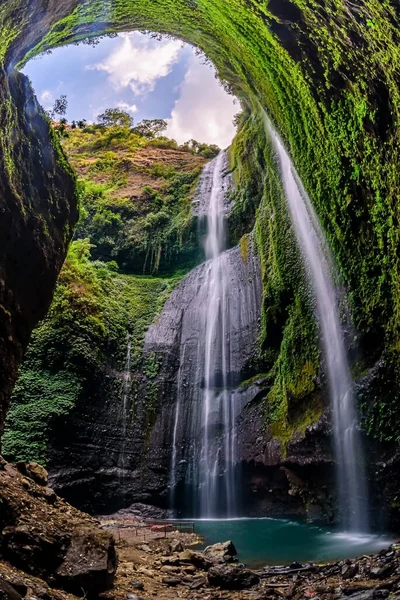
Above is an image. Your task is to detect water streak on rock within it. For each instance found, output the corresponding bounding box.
[263,114,369,532]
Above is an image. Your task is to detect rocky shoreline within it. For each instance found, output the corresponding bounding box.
[106,524,400,600]
[0,460,399,600]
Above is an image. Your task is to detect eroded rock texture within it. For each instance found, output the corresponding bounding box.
[47,240,262,514]
[0,66,77,435]
[0,458,117,595]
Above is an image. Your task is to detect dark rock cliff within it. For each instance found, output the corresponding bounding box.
[47,239,263,514]
[0,66,77,435]
[0,0,400,528]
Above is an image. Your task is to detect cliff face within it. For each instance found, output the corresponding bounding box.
[45,240,262,514]
[0,65,77,435]
[0,0,400,526]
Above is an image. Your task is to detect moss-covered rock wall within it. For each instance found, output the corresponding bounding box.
[0,0,400,518]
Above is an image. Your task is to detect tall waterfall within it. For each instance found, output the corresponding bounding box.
[200,151,236,517]
[164,150,261,518]
[263,115,369,532]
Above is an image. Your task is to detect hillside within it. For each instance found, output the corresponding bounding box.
[2,124,211,466]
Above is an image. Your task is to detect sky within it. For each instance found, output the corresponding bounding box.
[23,32,238,148]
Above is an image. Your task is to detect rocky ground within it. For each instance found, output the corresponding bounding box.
[0,458,116,599]
[1,460,400,600]
[103,524,400,600]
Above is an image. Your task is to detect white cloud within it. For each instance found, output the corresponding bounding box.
[87,32,183,96]
[117,101,138,114]
[165,56,238,148]
[40,90,54,108]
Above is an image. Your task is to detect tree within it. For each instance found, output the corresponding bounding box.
[181,139,220,158]
[52,95,68,118]
[97,108,133,128]
[132,119,168,139]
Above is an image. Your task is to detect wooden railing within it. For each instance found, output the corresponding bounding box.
[145,520,195,534]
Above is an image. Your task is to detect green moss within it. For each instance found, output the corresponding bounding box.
[239,234,250,262]
[3,240,182,464]
[2,0,400,447]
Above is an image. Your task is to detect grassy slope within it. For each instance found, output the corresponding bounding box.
[65,126,206,274]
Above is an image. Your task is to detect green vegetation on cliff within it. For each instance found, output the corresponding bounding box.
[64,123,209,275]
[229,109,322,447]
[2,239,179,464]
[1,0,400,450]
[3,121,209,464]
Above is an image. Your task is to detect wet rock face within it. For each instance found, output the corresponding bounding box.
[46,239,263,514]
[0,66,77,435]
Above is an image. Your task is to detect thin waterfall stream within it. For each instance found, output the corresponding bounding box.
[263,114,369,532]
[201,151,236,518]
[120,334,132,478]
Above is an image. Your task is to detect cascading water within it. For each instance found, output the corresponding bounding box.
[167,150,253,518]
[200,151,236,518]
[120,334,132,477]
[263,114,369,532]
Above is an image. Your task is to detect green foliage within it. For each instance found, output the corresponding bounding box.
[97,107,134,128]
[132,119,168,138]
[3,239,180,464]
[74,155,204,275]
[180,139,221,158]
[2,0,400,449]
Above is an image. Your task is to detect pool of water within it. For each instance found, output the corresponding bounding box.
[192,518,392,568]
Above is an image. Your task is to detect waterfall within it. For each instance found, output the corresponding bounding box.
[168,150,244,518]
[263,114,369,532]
[200,151,236,518]
[120,334,132,476]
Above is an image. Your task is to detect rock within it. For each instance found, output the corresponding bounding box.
[178,550,213,571]
[341,584,374,596]
[370,565,394,579]
[16,462,48,486]
[184,565,197,574]
[340,593,374,600]
[190,576,207,590]
[55,528,117,594]
[127,595,144,600]
[169,539,184,553]
[208,565,260,590]
[342,564,359,579]
[162,577,181,587]
[110,503,170,520]
[138,544,152,553]
[161,556,180,566]
[0,462,117,595]
[160,565,180,574]
[137,567,154,577]
[0,580,23,600]
[204,541,238,563]
[130,580,144,590]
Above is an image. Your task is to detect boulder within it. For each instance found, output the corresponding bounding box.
[16,462,48,486]
[162,577,181,586]
[55,528,117,593]
[169,539,184,553]
[160,565,180,574]
[178,549,213,571]
[208,565,260,589]
[204,540,238,563]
